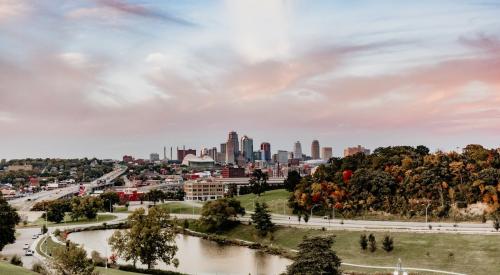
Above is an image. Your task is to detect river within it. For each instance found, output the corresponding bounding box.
[67,229,291,275]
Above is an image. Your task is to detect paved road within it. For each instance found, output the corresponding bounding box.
[9,167,126,211]
[3,212,130,269]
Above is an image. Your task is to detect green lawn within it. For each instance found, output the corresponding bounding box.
[0,261,37,275]
[203,223,500,275]
[158,202,202,215]
[236,189,293,214]
[36,235,64,258]
[30,214,117,227]
[96,267,144,275]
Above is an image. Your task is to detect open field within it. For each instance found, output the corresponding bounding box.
[236,189,294,214]
[159,202,202,215]
[194,222,500,275]
[0,261,37,275]
[96,267,144,275]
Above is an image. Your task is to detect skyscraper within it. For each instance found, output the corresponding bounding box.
[277,150,288,164]
[321,147,333,160]
[293,141,302,160]
[240,135,254,162]
[311,140,320,159]
[260,142,271,162]
[226,131,239,164]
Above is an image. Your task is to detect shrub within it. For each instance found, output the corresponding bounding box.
[10,254,23,266]
[118,264,185,274]
[53,228,61,237]
[32,262,48,274]
[91,250,106,267]
[368,234,376,252]
[382,235,394,252]
[359,234,368,250]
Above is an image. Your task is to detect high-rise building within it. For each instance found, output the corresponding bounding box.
[240,135,254,162]
[253,151,262,161]
[226,131,239,164]
[321,147,333,160]
[207,147,217,160]
[293,141,303,160]
[150,153,160,162]
[277,150,288,164]
[260,142,271,162]
[163,146,167,160]
[311,140,320,159]
[218,143,227,163]
[344,145,370,157]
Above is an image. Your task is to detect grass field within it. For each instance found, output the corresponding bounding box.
[30,214,117,227]
[159,202,202,215]
[236,189,293,214]
[36,235,63,258]
[96,267,144,275]
[200,223,500,275]
[0,261,37,274]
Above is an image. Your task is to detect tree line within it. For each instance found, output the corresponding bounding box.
[288,144,500,220]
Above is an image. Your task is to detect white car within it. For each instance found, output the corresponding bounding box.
[25,249,34,256]
[32,234,38,239]
[23,243,29,250]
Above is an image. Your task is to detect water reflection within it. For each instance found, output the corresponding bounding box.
[68,229,291,275]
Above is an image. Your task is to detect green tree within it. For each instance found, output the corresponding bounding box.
[382,235,394,252]
[100,191,120,212]
[250,202,274,236]
[368,234,377,252]
[71,196,103,220]
[51,242,95,275]
[41,224,48,234]
[284,170,301,192]
[286,235,342,275]
[0,194,21,251]
[145,189,165,205]
[493,217,500,232]
[109,207,178,269]
[249,169,269,196]
[359,234,368,250]
[200,198,245,232]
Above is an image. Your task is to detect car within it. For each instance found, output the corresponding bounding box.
[32,234,38,239]
[25,249,34,256]
[23,243,29,250]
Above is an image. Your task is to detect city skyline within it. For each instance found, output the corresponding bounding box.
[1,0,500,159]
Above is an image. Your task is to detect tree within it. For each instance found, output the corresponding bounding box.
[250,202,274,236]
[71,196,103,220]
[145,189,165,205]
[109,207,178,269]
[100,191,120,212]
[249,169,269,196]
[359,234,368,250]
[41,224,48,235]
[368,234,377,252]
[200,198,245,232]
[493,217,500,231]
[0,194,21,251]
[51,242,95,275]
[382,235,394,252]
[285,235,341,275]
[284,170,301,192]
[47,200,69,223]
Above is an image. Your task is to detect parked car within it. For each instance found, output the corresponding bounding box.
[32,234,38,239]
[25,249,34,256]
[23,243,29,250]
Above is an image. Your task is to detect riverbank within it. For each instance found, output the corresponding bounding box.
[183,220,499,275]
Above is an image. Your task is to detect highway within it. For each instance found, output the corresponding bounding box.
[8,166,127,212]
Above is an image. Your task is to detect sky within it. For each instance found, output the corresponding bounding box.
[1,0,500,160]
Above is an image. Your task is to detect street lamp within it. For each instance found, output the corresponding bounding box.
[310,204,321,218]
[425,203,431,225]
